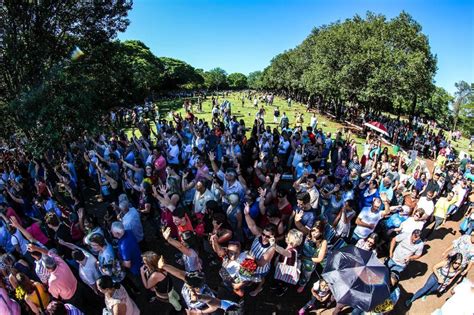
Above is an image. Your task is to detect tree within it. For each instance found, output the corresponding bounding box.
[160,57,204,90]
[0,0,133,152]
[204,68,228,91]
[0,0,132,103]
[423,86,453,126]
[247,71,263,90]
[260,11,437,120]
[227,73,248,90]
[453,81,473,131]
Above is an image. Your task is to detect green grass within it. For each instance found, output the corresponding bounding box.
[130,92,473,158]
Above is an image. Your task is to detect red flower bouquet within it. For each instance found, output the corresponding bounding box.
[239,258,257,278]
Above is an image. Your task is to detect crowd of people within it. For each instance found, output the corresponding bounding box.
[0,92,473,315]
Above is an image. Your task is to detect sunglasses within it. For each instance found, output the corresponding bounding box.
[262,233,272,238]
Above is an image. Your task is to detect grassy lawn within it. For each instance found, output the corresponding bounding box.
[131,92,472,157]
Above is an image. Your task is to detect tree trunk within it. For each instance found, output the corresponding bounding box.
[411,94,417,119]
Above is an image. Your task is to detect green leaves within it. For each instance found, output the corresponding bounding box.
[260,11,438,118]
[227,73,248,90]
[204,68,228,90]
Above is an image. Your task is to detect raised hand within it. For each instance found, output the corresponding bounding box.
[274,173,281,183]
[158,184,168,195]
[258,187,267,198]
[9,216,20,228]
[162,227,171,241]
[295,210,304,222]
[269,236,276,247]
[158,256,165,269]
[208,152,215,161]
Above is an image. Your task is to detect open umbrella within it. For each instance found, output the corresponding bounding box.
[364,121,389,136]
[322,245,390,312]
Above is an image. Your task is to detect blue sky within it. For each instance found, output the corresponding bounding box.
[118,0,474,95]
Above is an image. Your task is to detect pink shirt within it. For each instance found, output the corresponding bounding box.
[48,254,78,300]
[0,287,21,315]
[6,207,22,226]
[26,223,49,245]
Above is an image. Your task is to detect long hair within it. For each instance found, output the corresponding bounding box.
[142,251,160,273]
[447,252,463,270]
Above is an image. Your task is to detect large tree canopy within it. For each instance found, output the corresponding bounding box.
[0,0,133,102]
[260,11,439,119]
[227,73,248,90]
[204,68,228,90]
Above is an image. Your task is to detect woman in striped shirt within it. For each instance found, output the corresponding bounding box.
[244,202,277,297]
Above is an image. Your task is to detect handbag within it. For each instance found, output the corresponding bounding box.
[274,248,301,285]
[460,217,470,233]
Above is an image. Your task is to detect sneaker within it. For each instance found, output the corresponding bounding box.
[297,285,306,293]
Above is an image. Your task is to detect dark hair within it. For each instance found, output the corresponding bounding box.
[89,233,106,247]
[84,215,100,228]
[206,200,220,213]
[447,252,463,268]
[296,191,311,204]
[276,188,288,197]
[72,249,85,261]
[45,212,60,227]
[97,275,120,290]
[266,204,279,218]
[181,231,197,248]
[16,273,35,294]
[263,223,277,236]
[212,213,226,226]
[172,206,186,219]
[185,271,205,288]
[307,174,317,182]
[367,232,379,243]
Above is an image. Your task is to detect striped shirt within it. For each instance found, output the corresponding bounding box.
[249,237,272,276]
[34,260,51,284]
[65,303,84,315]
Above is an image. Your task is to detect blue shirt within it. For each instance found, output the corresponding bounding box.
[117,230,142,276]
[294,207,318,229]
[295,163,313,179]
[378,183,394,201]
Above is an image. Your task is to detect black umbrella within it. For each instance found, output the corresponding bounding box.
[322,245,390,312]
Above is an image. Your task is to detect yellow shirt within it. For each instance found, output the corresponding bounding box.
[433,196,457,219]
[26,282,50,311]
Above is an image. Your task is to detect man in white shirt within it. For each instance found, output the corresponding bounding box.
[71,249,100,293]
[353,195,391,242]
[193,180,216,215]
[417,191,435,220]
[293,173,320,210]
[166,137,180,165]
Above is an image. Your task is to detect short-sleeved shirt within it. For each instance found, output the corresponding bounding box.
[122,208,144,243]
[294,207,317,230]
[353,207,383,239]
[392,233,424,267]
[78,250,101,286]
[48,254,78,300]
[421,180,440,196]
[416,197,435,217]
[117,231,142,276]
